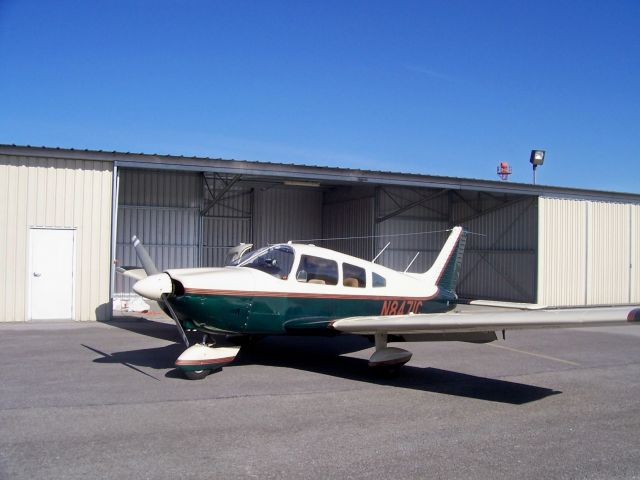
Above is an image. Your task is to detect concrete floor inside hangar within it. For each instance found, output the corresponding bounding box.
[1,311,639,480]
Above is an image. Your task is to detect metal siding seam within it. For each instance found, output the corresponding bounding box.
[585,201,589,305]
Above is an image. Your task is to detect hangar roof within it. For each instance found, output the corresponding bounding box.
[1,144,638,203]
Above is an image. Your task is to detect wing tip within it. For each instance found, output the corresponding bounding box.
[627,309,640,322]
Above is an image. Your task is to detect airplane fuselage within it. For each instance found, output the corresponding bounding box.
[159,243,458,335]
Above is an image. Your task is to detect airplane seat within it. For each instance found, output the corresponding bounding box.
[343,277,359,287]
[308,279,326,285]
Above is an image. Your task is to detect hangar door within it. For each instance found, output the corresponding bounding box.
[115,169,201,295]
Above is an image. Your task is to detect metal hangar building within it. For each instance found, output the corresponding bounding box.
[1,144,639,322]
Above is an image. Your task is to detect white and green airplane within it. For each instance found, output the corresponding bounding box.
[123,227,640,380]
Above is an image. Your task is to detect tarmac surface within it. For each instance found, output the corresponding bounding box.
[1,312,640,480]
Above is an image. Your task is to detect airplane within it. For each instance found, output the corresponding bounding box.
[121,227,640,380]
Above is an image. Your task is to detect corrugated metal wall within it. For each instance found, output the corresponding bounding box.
[452,196,537,302]
[322,188,375,260]
[115,169,201,295]
[374,187,537,302]
[0,154,113,321]
[538,197,639,306]
[253,187,323,246]
[375,187,450,273]
[201,182,253,267]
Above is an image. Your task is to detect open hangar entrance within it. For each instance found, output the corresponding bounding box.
[114,166,537,303]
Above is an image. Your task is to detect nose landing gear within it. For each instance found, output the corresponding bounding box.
[175,334,240,380]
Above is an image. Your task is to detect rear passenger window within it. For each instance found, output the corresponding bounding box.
[296,255,338,286]
[343,263,366,288]
[372,272,386,287]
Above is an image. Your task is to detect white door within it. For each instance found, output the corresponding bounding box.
[30,228,75,320]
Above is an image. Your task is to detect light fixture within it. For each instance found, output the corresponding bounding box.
[529,149,545,184]
[530,150,545,166]
[283,180,321,188]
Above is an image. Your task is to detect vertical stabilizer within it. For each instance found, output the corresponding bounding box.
[423,226,467,293]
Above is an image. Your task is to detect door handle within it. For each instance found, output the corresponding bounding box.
[33,272,42,277]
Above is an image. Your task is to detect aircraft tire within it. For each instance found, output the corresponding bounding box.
[183,369,210,380]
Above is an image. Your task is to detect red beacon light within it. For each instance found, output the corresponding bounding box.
[497,162,512,181]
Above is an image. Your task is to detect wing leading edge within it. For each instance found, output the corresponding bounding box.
[331,306,640,335]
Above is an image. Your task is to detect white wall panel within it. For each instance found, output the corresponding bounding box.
[631,205,640,303]
[539,197,637,306]
[587,202,630,304]
[0,155,112,321]
[538,198,587,306]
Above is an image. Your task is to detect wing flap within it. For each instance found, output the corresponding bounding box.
[332,307,640,335]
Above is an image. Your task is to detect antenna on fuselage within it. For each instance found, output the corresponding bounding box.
[404,252,420,273]
[372,242,391,263]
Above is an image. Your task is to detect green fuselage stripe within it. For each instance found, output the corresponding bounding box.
[168,289,456,335]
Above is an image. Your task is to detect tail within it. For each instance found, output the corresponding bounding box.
[423,226,467,293]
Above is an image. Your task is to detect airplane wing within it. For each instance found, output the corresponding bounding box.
[331,306,640,335]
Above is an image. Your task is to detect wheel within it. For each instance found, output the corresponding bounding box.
[183,369,210,380]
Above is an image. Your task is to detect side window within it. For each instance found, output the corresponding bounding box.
[296,255,338,286]
[372,272,386,288]
[343,263,366,288]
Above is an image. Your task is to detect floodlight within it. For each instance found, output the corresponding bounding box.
[530,150,545,166]
[529,149,546,184]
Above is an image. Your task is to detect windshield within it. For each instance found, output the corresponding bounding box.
[237,245,295,279]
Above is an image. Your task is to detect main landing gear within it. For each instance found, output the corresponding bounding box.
[368,332,412,375]
[175,334,240,380]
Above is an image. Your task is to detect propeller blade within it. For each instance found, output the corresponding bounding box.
[132,235,159,275]
[130,236,188,346]
[115,266,147,281]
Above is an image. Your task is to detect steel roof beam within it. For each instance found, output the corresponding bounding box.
[200,174,242,216]
[376,189,449,223]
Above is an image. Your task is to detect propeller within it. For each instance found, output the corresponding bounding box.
[132,235,159,275]
[130,235,189,347]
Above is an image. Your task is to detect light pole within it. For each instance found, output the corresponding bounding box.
[530,150,545,184]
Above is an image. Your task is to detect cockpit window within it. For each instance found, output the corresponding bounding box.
[238,245,294,279]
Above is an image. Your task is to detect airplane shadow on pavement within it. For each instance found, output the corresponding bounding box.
[84,324,560,404]
[233,336,561,405]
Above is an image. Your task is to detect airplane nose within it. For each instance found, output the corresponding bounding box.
[133,273,173,301]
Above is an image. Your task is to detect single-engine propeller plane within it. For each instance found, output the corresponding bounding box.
[120,227,640,380]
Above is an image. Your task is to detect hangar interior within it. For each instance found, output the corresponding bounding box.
[115,168,538,303]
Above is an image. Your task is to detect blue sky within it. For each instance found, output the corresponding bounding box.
[1,1,638,192]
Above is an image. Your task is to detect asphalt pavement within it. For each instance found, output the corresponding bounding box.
[1,314,639,479]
